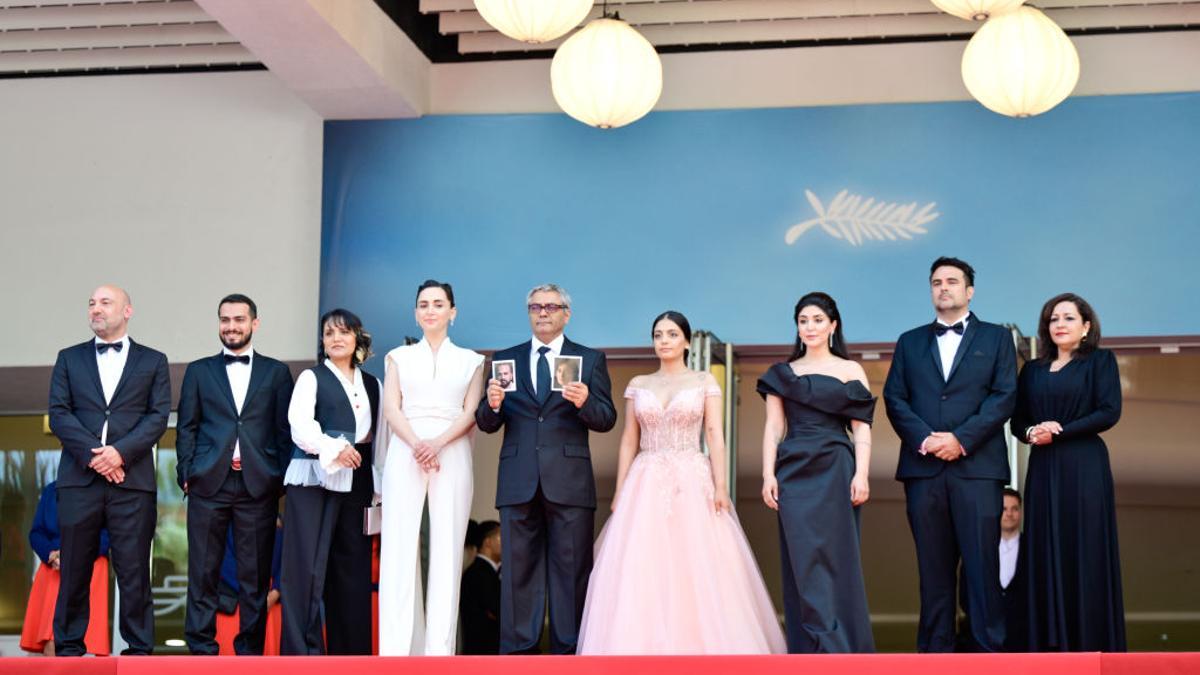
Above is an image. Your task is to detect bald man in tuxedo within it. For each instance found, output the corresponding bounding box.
[49,285,170,655]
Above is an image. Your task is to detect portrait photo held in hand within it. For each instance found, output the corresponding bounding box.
[551,355,583,392]
[492,359,517,392]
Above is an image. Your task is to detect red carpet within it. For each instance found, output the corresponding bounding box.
[4,653,1198,675]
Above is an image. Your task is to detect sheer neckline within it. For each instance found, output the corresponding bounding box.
[628,385,707,411]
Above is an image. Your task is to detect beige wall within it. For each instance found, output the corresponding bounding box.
[0,71,324,367]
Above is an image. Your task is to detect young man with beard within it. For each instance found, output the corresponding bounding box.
[176,294,294,654]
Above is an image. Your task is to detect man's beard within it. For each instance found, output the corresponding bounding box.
[222,330,253,351]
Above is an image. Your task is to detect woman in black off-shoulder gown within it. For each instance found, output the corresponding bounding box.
[1013,293,1125,652]
[758,292,876,653]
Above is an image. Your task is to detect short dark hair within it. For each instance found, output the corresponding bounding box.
[416,279,455,307]
[219,293,258,319]
[1036,292,1101,361]
[930,256,975,287]
[1003,487,1022,504]
[470,520,500,549]
[317,308,373,367]
[788,292,850,361]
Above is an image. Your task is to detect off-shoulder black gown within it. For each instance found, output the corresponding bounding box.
[1011,349,1125,652]
[757,364,877,653]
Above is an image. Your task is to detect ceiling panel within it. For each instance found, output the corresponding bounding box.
[413,0,1200,58]
[0,0,259,76]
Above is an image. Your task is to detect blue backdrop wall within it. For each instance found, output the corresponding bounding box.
[321,92,1200,355]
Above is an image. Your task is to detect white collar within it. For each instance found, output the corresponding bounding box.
[532,334,565,353]
[322,358,360,387]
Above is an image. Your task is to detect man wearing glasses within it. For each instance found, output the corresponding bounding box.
[476,283,617,654]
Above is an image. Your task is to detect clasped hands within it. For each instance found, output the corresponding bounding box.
[412,436,446,472]
[1027,421,1062,445]
[90,445,125,483]
[923,432,964,462]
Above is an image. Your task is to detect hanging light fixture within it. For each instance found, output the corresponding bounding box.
[961,6,1079,118]
[550,9,662,129]
[473,0,593,44]
[930,0,1025,21]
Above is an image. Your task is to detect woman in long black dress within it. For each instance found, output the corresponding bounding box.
[1013,292,1125,651]
[757,292,876,653]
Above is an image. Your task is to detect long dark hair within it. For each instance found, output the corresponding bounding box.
[318,308,373,367]
[1037,292,1101,360]
[415,279,455,307]
[651,310,692,364]
[788,292,850,361]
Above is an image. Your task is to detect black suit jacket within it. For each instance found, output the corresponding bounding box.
[884,313,1017,481]
[175,352,294,500]
[49,339,172,493]
[459,556,501,654]
[475,337,617,508]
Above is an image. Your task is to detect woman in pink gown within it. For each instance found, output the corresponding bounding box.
[578,311,785,654]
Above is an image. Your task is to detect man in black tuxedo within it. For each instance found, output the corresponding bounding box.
[460,520,502,654]
[49,285,171,656]
[476,284,617,654]
[176,294,294,654]
[883,257,1017,652]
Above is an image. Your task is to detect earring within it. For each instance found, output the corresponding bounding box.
[1082,332,1088,339]
[451,318,455,327]
[828,334,833,348]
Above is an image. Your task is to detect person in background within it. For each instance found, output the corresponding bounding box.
[459,520,502,655]
[1014,293,1125,652]
[21,481,111,656]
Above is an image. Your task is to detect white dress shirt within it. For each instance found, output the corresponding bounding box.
[94,334,130,445]
[223,346,254,463]
[935,313,970,381]
[529,334,565,395]
[285,359,377,492]
[999,533,1019,589]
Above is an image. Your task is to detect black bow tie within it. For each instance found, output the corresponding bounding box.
[96,342,123,354]
[934,322,965,337]
[224,354,250,365]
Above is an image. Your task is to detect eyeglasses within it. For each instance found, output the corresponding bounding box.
[528,303,567,314]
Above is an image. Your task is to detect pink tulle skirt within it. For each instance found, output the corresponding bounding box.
[578,450,786,654]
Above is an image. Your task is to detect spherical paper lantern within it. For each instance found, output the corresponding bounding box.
[474,0,593,44]
[931,0,1025,21]
[550,16,662,129]
[961,6,1080,117]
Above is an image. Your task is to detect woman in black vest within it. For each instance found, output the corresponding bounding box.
[279,308,380,654]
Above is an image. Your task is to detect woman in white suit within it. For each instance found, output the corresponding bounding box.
[378,279,485,655]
